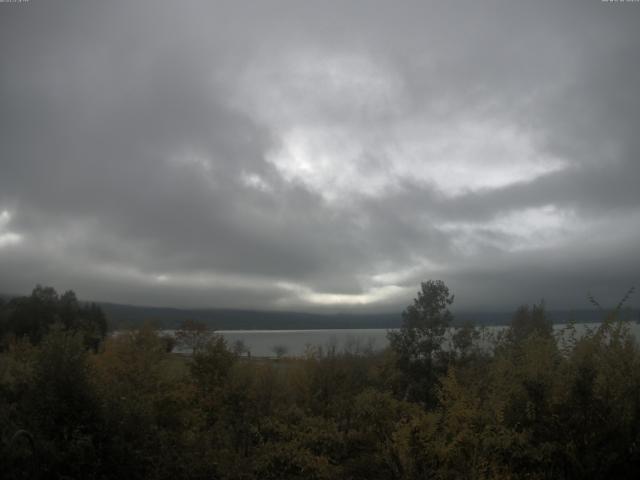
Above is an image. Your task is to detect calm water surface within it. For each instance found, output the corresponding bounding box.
[161,322,640,357]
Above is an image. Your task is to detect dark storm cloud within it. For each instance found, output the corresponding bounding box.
[1,0,639,311]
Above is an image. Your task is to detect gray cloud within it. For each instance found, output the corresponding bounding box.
[1,0,639,312]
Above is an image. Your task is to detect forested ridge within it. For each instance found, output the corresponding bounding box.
[17,297,619,331]
[1,281,639,479]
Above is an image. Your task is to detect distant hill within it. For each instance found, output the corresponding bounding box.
[98,302,402,330]
[2,292,636,330]
[98,302,637,331]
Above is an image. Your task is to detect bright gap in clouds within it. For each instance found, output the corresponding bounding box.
[224,49,577,307]
[240,171,272,193]
[269,119,568,201]
[0,210,22,249]
[276,281,410,307]
[239,50,568,202]
[388,121,568,196]
[440,205,580,254]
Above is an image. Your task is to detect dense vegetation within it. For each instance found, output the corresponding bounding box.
[1,282,639,479]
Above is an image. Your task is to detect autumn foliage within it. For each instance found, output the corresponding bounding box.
[1,283,640,479]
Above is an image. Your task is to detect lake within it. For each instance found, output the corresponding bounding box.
[162,322,640,357]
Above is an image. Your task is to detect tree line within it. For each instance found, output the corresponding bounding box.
[1,281,639,479]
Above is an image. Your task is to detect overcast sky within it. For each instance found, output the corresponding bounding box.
[1,0,639,313]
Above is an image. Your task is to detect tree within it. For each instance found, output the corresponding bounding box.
[90,324,202,479]
[451,321,480,362]
[6,285,60,343]
[0,298,7,347]
[3,286,107,349]
[25,326,102,478]
[272,345,288,359]
[175,319,213,355]
[508,302,552,345]
[233,339,250,357]
[190,335,237,395]
[387,280,454,406]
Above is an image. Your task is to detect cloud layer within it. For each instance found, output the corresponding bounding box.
[1,1,639,312]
